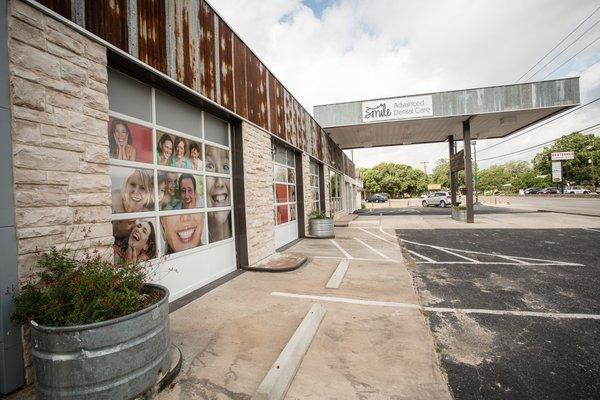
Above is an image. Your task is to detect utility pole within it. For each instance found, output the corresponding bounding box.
[588,145,596,189]
[420,161,429,175]
[473,141,479,204]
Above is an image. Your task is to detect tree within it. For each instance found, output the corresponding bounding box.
[430,158,466,188]
[478,165,511,192]
[532,132,600,184]
[362,162,428,197]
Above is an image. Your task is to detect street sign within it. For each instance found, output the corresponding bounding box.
[551,161,562,183]
[450,149,465,172]
[551,151,574,161]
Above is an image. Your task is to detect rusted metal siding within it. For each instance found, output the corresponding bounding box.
[267,71,285,140]
[283,88,293,144]
[199,0,216,100]
[245,50,268,128]
[233,33,248,119]
[316,127,324,161]
[171,0,199,89]
[298,110,307,152]
[29,0,355,175]
[37,0,72,20]
[85,0,129,51]
[219,19,234,109]
[137,0,168,74]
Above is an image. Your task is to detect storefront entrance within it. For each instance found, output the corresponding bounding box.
[108,69,236,300]
[272,142,299,248]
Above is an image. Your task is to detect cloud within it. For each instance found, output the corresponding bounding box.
[210,0,600,170]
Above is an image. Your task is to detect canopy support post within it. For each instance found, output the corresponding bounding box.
[463,119,475,223]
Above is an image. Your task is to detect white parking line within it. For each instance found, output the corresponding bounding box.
[329,239,353,259]
[415,261,583,266]
[271,292,600,320]
[400,238,583,266]
[354,238,392,260]
[357,228,397,245]
[407,250,436,263]
[584,228,600,233]
[313,256,401,263]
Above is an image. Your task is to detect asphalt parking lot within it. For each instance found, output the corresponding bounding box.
[398,227,600,400]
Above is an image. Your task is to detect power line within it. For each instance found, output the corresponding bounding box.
[525,17,600,81]
[478,139,557,162]
[580,122,600,132]
[516,5,600,82]
[478,121,600,162]
[477,96,600,154]
[542,36,600,80]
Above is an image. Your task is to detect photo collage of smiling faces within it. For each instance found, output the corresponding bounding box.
[108,115,233,264]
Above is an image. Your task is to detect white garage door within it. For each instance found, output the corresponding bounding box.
[272,142,298,248]
[107,69,236,301]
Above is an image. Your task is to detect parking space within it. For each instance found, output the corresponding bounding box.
[157,226,451,400]
[398,227,600,399]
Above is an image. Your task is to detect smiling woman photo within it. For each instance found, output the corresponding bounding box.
[109,118,137,161]
[156,133,173,165]
[169,136,193,169]
[161,212,205,254]
[112,168,154,213]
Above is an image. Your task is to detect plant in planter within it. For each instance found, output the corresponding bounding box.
[451,205,467,221]
[12,248,171,400]
[308,210,335,238]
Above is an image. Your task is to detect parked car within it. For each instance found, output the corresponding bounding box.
[538,187,559,194]
[524,187,542,195]
[376,193,390,200]
[566,186,590,194]
[366,194,387,203]
[422,192,461,208]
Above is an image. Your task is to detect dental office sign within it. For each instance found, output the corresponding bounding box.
[362,95,433,123]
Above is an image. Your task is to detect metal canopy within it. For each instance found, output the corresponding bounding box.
[314,78,580,149]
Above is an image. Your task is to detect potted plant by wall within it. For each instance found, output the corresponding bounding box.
[308,210,335,238]
[11,248,171,399]
[451,205,467,221]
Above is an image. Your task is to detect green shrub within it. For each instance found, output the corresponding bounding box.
[309,210,328,219]
[11,248,157,327]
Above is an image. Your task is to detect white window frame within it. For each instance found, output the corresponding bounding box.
[272,142,297,226]
[109,87,235,261]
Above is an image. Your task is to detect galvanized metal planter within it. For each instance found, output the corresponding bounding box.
[309,218,335,238]
[451,208,467,222]
[30,284,171,400]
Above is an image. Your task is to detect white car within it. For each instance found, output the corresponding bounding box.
[422,192,462,208]
[566,186,590,194]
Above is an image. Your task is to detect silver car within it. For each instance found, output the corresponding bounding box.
[422,191,462,208]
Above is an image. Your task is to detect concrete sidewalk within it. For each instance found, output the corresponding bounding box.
[157,229,451,399]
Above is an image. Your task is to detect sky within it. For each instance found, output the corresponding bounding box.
[209,0,600,172]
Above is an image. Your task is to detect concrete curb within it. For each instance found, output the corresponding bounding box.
[242,256,308,273]
[537,209,600,218]
[325,259,349,289]
[253,304,326,400]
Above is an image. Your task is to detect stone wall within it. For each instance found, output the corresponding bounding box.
[241,122,275,265]
[8,0,112,275]
[301,153,311,235]
[323,165,331,216]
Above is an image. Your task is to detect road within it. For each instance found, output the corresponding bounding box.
[487,195,600,216]
[363,196,600,217]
